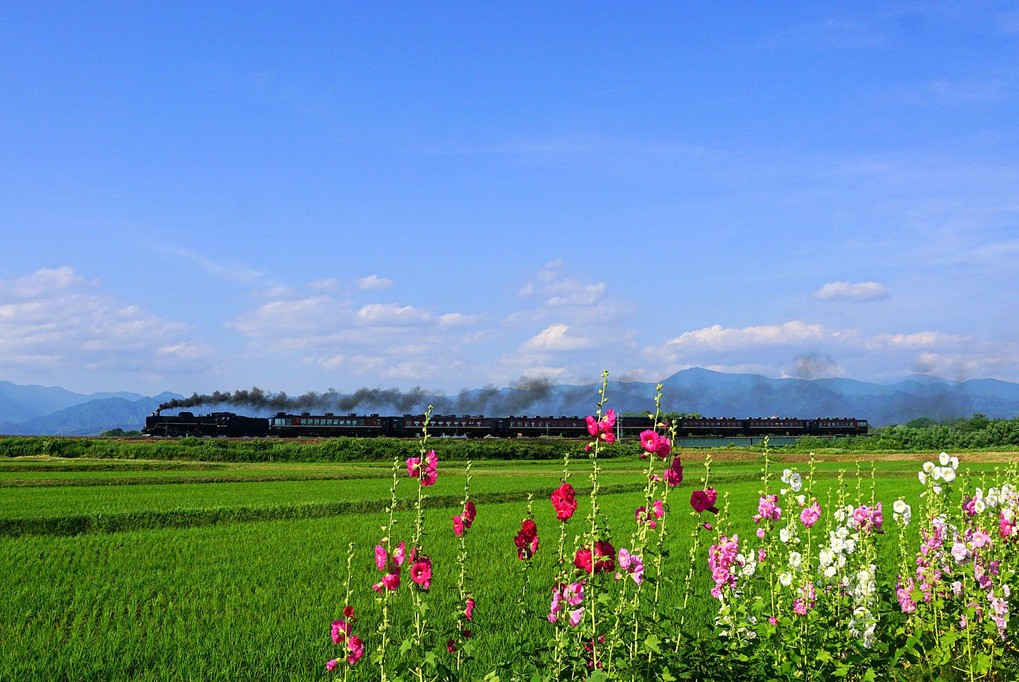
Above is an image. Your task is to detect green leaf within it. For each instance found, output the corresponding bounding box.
[644,634,662,653]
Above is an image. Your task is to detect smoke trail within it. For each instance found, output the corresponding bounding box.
[156,376,561,416]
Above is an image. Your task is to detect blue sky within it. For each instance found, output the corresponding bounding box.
[2,2,1018,395]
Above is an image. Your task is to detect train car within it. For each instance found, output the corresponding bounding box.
[267,412,390,437]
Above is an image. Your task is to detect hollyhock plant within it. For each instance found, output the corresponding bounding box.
[346,636,364,664]
[551,482,578,521]
[465,596,475,621]
[463,500,476,528]
[665,457,683,486]
[453,515,464,537]
[691,488,719,514]
[754,494,781,524]
[515,518,539,560]
[616,547,645,586]
[372,541,406,592]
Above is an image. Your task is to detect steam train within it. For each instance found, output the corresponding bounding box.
[143,411,869,439]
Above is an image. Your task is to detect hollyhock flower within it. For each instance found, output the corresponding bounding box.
[373,571,401,592]
[756,527,766,539]
[410,555,432,589]
[585,409,616,443]
[768,616,778,626]
[465,597,475,621]
[650,474,662,483]
[407,450,438,485]
[754,494,781,523]
[327,659,339,671]
[343,605,355,620]
[392,542,406,566]
[453,515,464,537]
[708,534,740,599]
[550,483,578,521]
[691,488,719,514]
[463,501,476,528]
[375,545,387,571]
[951,541,970,564]
[346,636,364,664]
[664,457,683,486]
[514,518,539,560]
[800,501,821,528]
[574,541,616,574]
[639,430,672,458]
[446,639,457,653]
[331,619,350,644]
[569,607,585,627]
[617,547,645,585]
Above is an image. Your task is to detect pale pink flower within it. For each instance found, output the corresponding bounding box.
[569,607,585,627]
[800,501,821,528]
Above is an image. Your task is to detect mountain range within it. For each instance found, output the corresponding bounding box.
[2,369,1019,436]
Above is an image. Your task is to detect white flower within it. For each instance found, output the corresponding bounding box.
[824,565,837,578]
[893,499,908,514]
[974,499,986,514]
[923,461,936,474]
[781,468,792,484]
[939,452,950,466]
[941,467,956,483]
[949,456,959,470]
[796,494,806,506]
[789,473,803,493]
[789,552,802,569]
[918,471,928,485]
[779,527,792,543]
[933,484,943,495]
[819,548,835,567]
[932,467,943,481]
[779,572,793,586]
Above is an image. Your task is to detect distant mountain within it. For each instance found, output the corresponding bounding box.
[0,388,181,436]
[3,370,1019,435]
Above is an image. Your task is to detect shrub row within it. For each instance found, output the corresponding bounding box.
[0,471,391,488]
[0,436,644,462]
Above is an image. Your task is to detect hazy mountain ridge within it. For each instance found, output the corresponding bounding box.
[2,370,1019,435]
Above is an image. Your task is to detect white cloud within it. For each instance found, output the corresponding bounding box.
[812,281,889,302]
[520,260,607,307]
[355,275,393,291]
[0,267,213,378]
[520,323,590,351]
[666,321,830,351]
[356,303,434,327]
[864,331,967,350]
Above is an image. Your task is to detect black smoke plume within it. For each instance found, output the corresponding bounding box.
[157,376,560,417]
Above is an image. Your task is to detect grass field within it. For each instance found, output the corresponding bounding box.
[0,450,1016,681]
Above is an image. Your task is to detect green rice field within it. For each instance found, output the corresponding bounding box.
[0,450,1015,681]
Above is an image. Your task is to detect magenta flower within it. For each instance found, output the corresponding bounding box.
[617,547,644,585]
[372,541,405,591]
[410,555,432,590]
[691,488,719,514]
[585,409,616,443]
[569,607,585,627]
[446,639,457,653]
[574,541,615,574]
[465,596,475,621]
[331,618,350,644]
[664,457,683,486]
[453,515,464,537]
[463,500,476,528]
[406,449,438,486]
[800,501,821,528]
[346,635,364,664]
[326,659,338,671]
[639,430,671,458]
[754,494,781,523]
[514,518,539,560]
[551,482,578,521]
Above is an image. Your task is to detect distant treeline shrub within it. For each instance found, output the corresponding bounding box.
[0,436,644,462]
[781,413,1019,452]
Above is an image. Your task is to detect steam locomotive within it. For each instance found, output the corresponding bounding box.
[143,411,869,439]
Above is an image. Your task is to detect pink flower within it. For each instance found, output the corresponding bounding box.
[551,483,578,521]
[375,545,387,571]
[453,515,464,537]
[768,616,777,626]
[346,635,364,664]
[754,495,781,523]
[410,554,432,590]
[326,659,338,671]
[514,518,539,560]
[617,547,644,585]
[650,474,662,483]
[585,409,616,444]
[465,596,475,621]
[664,457,683,486]
[331,618,350,644]
[392,541,406,566]
[639,430,672,458]
[574,541,616,574]
[756,527,766,539]
[569,607,585,627]
[381,571,401,590]
[691,488,719,514]
[406,450,438,486]
[446,639,457,653]
[800,501,821,528]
